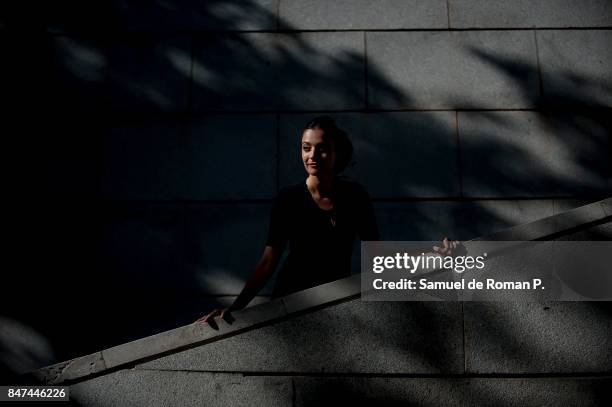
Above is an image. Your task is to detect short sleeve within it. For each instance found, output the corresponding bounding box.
[356,184,380,241]
[265,190,289,250]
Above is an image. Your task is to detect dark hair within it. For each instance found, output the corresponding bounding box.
[303,116,353,174]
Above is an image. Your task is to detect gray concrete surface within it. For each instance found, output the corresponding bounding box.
[374,201,463,241]
[102,116,276,200]
[137,301,464,374]
[102,123,190,200]
[71,370,292,407]
[367,31,539,109]
[459,112,560,197]
[184,116,277,199]
[460,110,612,197]
[466,377,612,406]
[279,0,448,30]
[51,35,192,112]
[69,372,612,406]
[106,36,193,113]
[50,36,109,113]
[192,32,365,111]
[449,0,612,28]
[121,0,279,32]
[375,199,556,241]
[454,200,556,239]
[97,203,189,295]
[45,0,280,33]
[538,30,612,108]
[295,377,466,406]
[295,377,612,406]
[464,302,612,373]
[544,113,612,196]
[351,112,459,198]
[182,203,274,294]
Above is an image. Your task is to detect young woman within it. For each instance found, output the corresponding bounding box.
[197,116,460,323]
[197,116,379,322]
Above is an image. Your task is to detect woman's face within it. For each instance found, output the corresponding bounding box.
[301,128,336,177]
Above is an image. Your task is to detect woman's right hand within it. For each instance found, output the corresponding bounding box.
[194,246,280,325]
[195,308,232,324]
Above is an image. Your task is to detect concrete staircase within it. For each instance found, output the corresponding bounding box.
[30,198,612,406]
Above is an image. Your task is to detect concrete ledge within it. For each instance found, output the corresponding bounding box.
[603,200,612,217]
[281,273,361,314]
[103,299,287,370]
[31,276,361,384]
[476,198,610,241]
[30,197,611,384]
[33,353,106,386]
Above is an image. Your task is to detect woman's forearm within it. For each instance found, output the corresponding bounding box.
[229,266,270,310]
[229,246,279,311]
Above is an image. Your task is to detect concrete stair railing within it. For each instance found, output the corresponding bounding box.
[29,197,611,385]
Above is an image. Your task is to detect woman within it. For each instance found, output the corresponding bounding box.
[197,116,379,323]
[197,116,460,323]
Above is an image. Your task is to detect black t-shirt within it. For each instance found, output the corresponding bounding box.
[266,179,379,298]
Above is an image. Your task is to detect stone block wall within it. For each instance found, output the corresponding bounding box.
[1,0,610,368]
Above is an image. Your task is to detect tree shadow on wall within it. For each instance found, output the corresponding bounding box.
[467,47,611,198]
[2,0,409,374]
[2,6,611,405]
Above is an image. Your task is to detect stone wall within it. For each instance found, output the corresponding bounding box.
[1,0,610,368]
